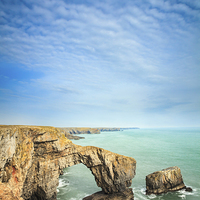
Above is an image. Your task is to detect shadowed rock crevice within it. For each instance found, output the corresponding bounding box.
[0,125,136,200]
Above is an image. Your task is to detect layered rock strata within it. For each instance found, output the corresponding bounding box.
[146,166,186,195]
[0,125,136,200]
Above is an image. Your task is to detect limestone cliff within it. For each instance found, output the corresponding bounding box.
[0,125,136,200]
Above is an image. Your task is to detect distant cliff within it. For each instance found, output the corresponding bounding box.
[44,127,139,141]
[57,127,100,140]
[0,125,136,200]
[120,127,139,130]
[57,127,121,140]
[57,127,86,140]
[97,128,120,132]
[61,127,100,134]
[56,127,139,140]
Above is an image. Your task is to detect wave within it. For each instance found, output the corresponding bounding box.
[70,193,90,200]
[177,187,200,199]
[57,179,70,188]
[133,186,199,200]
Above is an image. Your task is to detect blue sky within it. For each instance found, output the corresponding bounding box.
[0,0,199,127]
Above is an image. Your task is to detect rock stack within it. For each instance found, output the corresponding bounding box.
[146,166,188,195]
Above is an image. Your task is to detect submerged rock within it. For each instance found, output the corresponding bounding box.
[83,188,134,200]
[146,166,186,195]
[0,125,136,200]
[185,187,193,192]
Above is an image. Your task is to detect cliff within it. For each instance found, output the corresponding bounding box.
[60,127,100,134]
[57,127,85,140]
[0,125,136,200]
[56,127,121,140]
[57,127,100,140]
[97,128,120,132]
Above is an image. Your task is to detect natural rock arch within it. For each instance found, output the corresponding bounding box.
[58,163,99,198]
[0,126,136,200]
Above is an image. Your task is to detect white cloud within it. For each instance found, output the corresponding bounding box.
[0,0,199,127]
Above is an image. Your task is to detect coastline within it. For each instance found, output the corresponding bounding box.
[0,125,136,200]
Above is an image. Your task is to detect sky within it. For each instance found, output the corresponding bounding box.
[0,0,200,128]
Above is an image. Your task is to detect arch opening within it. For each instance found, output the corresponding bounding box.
[57,163,99,200]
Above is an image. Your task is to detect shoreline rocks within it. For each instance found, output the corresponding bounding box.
[83,188,134,200]
[146,166,187,195]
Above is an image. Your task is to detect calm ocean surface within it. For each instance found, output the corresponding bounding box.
[57,128,200,200]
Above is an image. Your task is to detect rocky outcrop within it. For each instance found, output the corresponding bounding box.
[83,188,134,200]
[146,166,186,195]
[0,125,136,200]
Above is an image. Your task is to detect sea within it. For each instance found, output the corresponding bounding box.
[57,128,200,200]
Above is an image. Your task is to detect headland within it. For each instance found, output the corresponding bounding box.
[0,125,136,200]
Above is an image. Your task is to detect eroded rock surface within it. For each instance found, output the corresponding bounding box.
[0,125,136,200]
[146,166,186,195]
[83,188,134,200]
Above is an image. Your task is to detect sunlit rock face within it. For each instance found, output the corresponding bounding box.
[0,125,136,200]
[146,166,186,195]
[76,146,136,194]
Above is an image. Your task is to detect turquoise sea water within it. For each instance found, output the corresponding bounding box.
[57,128,200,200]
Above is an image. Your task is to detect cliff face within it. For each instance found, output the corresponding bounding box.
[0,125,136,200]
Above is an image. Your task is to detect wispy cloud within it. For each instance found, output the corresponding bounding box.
[0,0,199,127]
